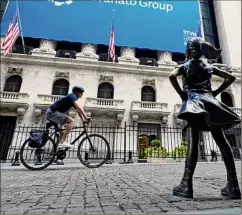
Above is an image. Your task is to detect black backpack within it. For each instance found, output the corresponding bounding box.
[28,130,49,148]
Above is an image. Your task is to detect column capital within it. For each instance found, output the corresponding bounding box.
[76,43,99,60]
[1,36,5,53]
[157,51,177,66]
[32,39,57,57]
[118,47,140,65]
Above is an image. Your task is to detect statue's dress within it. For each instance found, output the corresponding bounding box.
[177,59,241,131]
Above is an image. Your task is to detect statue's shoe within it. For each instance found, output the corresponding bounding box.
[173,179,193,199]
[221,179,241,199]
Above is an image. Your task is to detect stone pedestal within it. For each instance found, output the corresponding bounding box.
[32,39,57,57]
[76,44,98,61]
[118,47,139,65]
[157,51,177,66]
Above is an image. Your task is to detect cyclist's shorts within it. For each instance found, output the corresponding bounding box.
[45,108,69,125]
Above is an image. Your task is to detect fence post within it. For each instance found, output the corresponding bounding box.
[12,151,20,166]
[105,154,112,164]
[124,121,127,163]
[127,151,134,163]
[119,122,127,164]
[85,152,90,165]
[105,125,113,164]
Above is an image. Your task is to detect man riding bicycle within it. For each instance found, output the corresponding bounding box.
[45,86,91,148]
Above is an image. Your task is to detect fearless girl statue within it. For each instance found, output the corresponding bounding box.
[169,37,241,199]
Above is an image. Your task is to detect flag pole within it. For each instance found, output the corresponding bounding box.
[197,1,204,40]
[15,0,26,54]
[112,9,115,26]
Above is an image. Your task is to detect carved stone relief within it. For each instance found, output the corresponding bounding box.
[99,75,114,83]
[142,78,155,86]
[7,67,23,75]
[17,107,28,124]
[55,71,70,79]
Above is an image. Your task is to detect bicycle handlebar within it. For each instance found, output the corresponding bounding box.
[82,117,92,125]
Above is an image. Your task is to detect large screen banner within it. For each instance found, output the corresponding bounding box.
[1,0,200,53]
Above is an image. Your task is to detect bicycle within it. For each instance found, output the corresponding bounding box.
[19,119,111,170]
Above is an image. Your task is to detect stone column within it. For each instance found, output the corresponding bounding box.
[76,43,98,61]
[118,47,139,65]
[157,51,177,66]
[1,36,5,53]
[32,39,57,57]
[40,40,56,50]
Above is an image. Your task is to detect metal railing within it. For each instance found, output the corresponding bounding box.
[1,122,241,163]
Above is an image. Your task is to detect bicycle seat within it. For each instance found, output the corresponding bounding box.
[46,120,59,130]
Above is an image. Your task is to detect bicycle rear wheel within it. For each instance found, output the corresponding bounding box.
[20,137,56,170]
[77,134,110,168]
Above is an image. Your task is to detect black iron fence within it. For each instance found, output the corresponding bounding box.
[0,122,241,163]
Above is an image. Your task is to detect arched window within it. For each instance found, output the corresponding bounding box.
[141,86,155,102]
[221,92,234,107]
[52,79,69,95]
[4,75,22,92]
[97,82,114,99]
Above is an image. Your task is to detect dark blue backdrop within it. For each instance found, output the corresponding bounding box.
[1,0,200,53]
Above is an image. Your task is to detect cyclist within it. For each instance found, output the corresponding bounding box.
[45,86,90,148]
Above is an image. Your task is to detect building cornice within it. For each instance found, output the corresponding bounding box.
[1,53,241,82]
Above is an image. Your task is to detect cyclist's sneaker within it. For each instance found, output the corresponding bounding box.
[58,142,73,148]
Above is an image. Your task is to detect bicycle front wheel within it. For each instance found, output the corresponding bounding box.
[77,134,110,168]
[20,137,56,171]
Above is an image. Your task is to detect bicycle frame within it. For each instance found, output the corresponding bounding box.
[47,122,93,150]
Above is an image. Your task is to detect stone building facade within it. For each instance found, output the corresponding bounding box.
[0,0,241,161]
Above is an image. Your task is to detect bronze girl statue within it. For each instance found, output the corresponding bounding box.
[169,37,241,199]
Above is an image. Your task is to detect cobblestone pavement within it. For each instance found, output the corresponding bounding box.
[1,162,241,214]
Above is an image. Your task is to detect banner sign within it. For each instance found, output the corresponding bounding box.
[1,0,200,53]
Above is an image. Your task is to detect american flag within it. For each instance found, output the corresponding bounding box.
[2,9,19,57]
[108,22,115,62]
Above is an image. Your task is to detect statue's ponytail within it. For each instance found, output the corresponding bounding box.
[186,37,221,60]
[200,41,221,59]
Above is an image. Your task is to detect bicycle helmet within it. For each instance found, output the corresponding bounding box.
[72,86,85,93]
